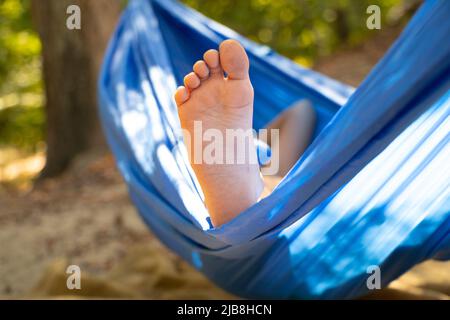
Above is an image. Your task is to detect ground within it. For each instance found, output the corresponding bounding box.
[0,25,448,299]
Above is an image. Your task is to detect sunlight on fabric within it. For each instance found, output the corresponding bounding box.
[359,149,449,251]
[134,5,160,42]
[322,98,448,218]
[379,105,449,195]
[116,83,128,114]
[157,144,211,230]
[389,119,449,196]
[358,103,446,210]
[388,142,449,216]
[301,76,351,106]
[149,65,177,106]
[141,79,165,142]
[121,110,148,137]
[120,87,150,163]
[252,45,272,56]
[149,65,181,137]
[362,148,450,253]
[280,204,341,253]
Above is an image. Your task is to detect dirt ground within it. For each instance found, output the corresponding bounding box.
[0,24,448,299]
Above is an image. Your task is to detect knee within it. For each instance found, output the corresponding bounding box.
[292,99,316,124]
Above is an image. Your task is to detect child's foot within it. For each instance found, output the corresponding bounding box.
[174,39,263,227]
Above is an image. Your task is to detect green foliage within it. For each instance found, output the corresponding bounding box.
[0,105,44,151]
[0,0,40,86]
[0,0,44,151]
[182,0,405,66]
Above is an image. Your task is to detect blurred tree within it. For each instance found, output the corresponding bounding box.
[0,0,43,151]
[31,0,121,178]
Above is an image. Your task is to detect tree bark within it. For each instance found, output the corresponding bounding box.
[31,0,121,178]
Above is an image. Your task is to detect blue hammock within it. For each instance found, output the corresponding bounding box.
[98,0,450,299]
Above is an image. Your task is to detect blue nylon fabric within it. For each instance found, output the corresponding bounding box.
[98,0,450,299]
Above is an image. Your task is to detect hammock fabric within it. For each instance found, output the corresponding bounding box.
[98,0,450,299]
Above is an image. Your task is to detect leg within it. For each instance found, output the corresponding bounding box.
[175,40,263,227]
[263,100,316,177]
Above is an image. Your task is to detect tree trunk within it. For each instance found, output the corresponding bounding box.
[31,0,121,178]
[334,8,349,42]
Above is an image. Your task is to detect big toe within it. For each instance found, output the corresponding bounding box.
[219,39,249,80]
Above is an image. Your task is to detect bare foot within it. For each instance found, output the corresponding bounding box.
[174,40,263,227]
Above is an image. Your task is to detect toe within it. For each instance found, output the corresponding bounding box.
[193,60,209,79]
[174,86,189,106]
[219,39,249,80]
[184,72,201,90]
[203,49,221,74]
